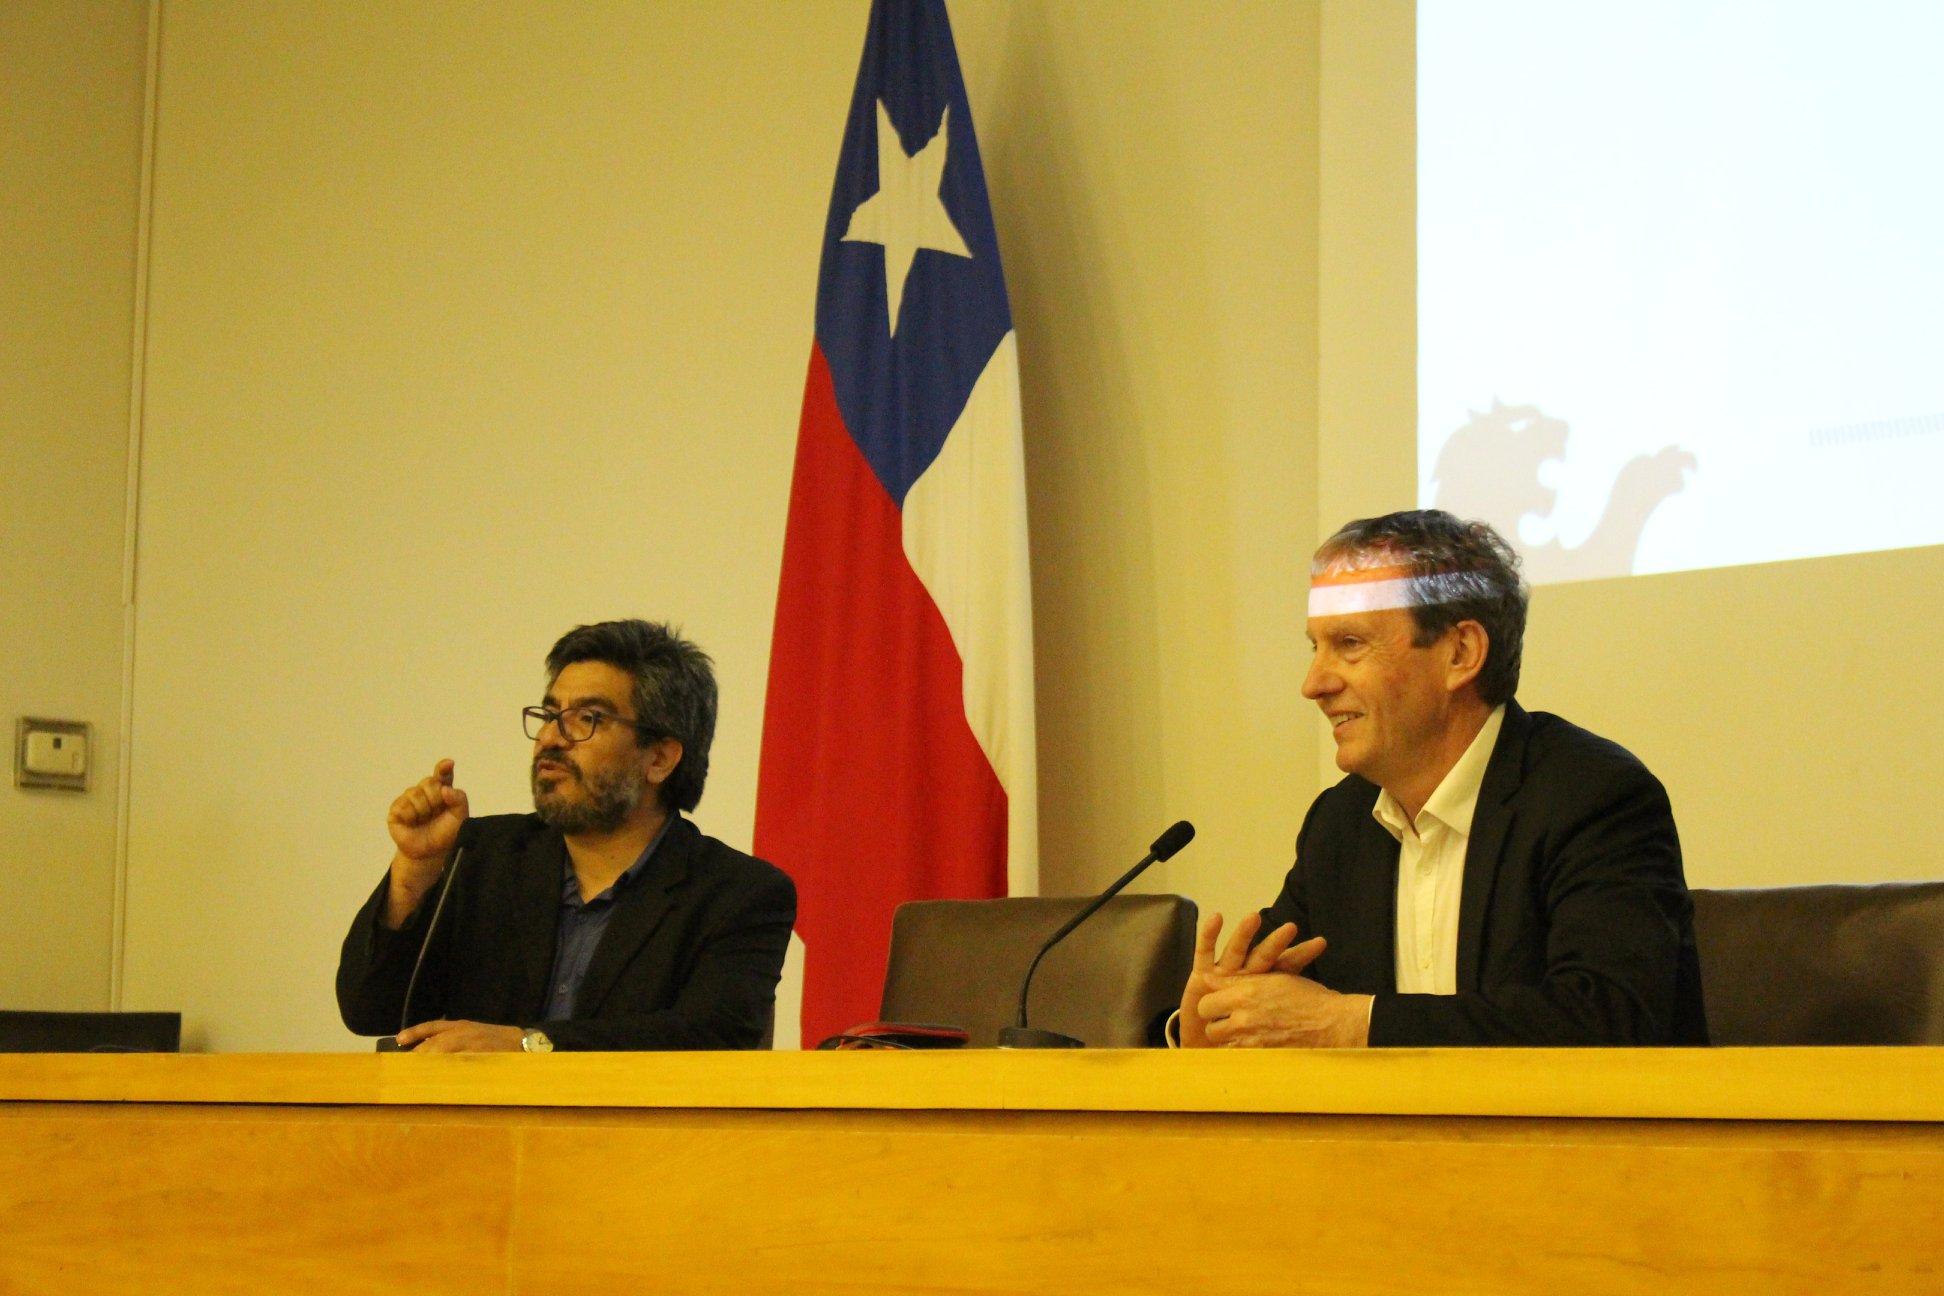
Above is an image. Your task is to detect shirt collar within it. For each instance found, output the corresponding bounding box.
[559,811,680,906]
[1372,704,1506,842]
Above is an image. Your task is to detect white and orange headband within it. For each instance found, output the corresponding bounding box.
[1307,559,1478,619]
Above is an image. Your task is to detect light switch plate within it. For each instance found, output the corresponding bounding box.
[15,718,91,792]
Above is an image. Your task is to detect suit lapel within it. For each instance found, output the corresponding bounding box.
[509,827,569,1017]
[574,817,693,1016]
[1362,812,1402,994]
[1455,702,1528,993]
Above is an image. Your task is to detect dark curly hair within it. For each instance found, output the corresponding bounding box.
[545,620,717,812]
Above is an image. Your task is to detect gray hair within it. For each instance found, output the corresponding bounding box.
[1314,510,1529,706]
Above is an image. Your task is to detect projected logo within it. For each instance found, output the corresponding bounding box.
[1430,400,1695,585]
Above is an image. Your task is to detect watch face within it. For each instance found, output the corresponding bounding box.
[523,1030,554,1053]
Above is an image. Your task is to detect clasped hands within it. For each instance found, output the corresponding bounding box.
[1177,912,1372,1049]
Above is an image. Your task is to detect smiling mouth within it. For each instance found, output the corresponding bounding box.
[1327,712,1362,733]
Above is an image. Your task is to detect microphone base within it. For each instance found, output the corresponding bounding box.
[997,1026,1084,1049]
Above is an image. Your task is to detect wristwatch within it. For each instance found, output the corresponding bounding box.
[520,1028,554,1054]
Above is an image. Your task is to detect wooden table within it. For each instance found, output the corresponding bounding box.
[2,1048,1940,1294]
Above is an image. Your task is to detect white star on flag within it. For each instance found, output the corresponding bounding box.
[842,100,972,336]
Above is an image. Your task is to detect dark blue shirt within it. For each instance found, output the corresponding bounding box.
[540,814,676,1022]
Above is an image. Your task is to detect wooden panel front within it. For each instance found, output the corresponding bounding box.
[2,1103,1940,1294]
[509,1111,1944,1296]
[0,1106,515,1295]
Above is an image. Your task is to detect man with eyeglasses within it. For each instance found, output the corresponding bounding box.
[336,620,796,1052]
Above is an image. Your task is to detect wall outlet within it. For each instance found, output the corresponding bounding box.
[15,718,91,792]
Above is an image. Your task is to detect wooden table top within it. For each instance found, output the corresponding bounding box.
[3,1046,1941,1122]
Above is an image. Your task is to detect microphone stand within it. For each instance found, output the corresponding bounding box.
[998,820,1194,1049]
[375,833,470,1052]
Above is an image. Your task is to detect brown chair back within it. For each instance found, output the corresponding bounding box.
[879,895,1197,1047]
[1691,882,1944,1044]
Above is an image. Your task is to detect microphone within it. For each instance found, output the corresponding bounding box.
[377,819,476,1052]
[997,819,1195,1049]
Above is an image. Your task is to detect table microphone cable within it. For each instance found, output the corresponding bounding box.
[395,827,473,1037]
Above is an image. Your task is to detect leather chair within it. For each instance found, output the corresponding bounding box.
[879,894,1197,1047]
[0,1010,182,1053]
[1690,883,1944,1044]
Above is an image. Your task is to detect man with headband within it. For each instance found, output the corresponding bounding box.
[1174,510,1706,1047]
[336,619,795,1052]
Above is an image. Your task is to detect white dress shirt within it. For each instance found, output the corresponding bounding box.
[1165,704,1508,1046]
[1372,705,1505,995]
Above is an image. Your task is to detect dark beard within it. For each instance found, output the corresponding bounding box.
[531,757,645,835]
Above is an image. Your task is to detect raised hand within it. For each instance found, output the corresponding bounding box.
[382,759,470,928]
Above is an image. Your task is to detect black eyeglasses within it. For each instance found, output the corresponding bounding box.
[522,705,655,745]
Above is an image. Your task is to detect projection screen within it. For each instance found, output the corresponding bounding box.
[1418,0,1944,584]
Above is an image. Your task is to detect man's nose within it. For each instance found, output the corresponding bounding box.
[1301,654,1338,701]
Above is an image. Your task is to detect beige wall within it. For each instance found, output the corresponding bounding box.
[0,1,149,1012]
[948,3,1321,931]
[10,1,1934,1049]
[113,0,1321,1050]
[120,0,845,1049]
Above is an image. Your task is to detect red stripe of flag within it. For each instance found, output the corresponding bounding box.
[755,343,1007,1046]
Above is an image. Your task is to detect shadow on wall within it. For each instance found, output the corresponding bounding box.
[1431,400,1694,584]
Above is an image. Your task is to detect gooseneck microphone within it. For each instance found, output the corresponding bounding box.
[997,819,1196,1049]
[377,821,476,1051]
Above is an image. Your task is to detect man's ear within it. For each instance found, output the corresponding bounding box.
[1445,621,1489,695]
[640,737,684,791]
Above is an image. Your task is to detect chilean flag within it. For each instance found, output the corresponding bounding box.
[755,0,1037,1048]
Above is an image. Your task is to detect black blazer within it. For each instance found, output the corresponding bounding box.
[1261,702,1708,1046]
[336,814,796,1050]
